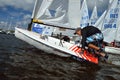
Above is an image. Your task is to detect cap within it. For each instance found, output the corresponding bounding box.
[74,27,81,35]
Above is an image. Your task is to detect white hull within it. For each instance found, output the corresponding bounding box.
[15,27,73,57]
[15,27,99,64]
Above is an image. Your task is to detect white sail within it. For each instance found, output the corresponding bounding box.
[80,0,89,28]
[102,0,120,43]
[68,0,81,28]
[95,0,113,30]
[32,0,77,29]
[95,0,119,43]
[32,0,52,19]
[94,10,107,30]
[90,5,98,26]
[115,0,120,41]
[44,9,52,18]
[15,0,120,64]
[115,23,120,41]
[109,0,113,4]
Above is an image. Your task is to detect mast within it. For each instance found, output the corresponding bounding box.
[27,19,33,31]
[27,0,38,31]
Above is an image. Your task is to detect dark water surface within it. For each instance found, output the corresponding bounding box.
[0,34,120,80]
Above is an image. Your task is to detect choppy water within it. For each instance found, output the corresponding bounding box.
[0,33,120,80]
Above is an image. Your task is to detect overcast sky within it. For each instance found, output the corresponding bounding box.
[0,0,109,30]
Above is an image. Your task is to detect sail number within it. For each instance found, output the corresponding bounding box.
[104,24,116,29]
[110,14,118,18]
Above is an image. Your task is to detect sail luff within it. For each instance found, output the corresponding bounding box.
[31,0,37,18]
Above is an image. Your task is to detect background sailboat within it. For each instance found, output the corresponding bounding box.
[94,0,120,54]
[89,4,98,26]
[96,0,120,43]
[94,10,107,30]
[79,0,89,28]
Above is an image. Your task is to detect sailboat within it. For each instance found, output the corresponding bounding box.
[95,0,120,54]
[15,0,99,64]
[79,0,89,28]
[89,4,98,26]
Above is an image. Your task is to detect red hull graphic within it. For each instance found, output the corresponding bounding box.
[69,45,98,64]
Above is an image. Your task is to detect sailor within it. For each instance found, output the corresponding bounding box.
[74,26,108,59]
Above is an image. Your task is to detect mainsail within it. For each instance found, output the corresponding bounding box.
[31,0,81,29]
[32,0,68,28]
[79,0,89,28]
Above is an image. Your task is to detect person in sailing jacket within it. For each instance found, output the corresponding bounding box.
[74,26,108,59]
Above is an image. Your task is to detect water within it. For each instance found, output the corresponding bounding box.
[0,33,120,80]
